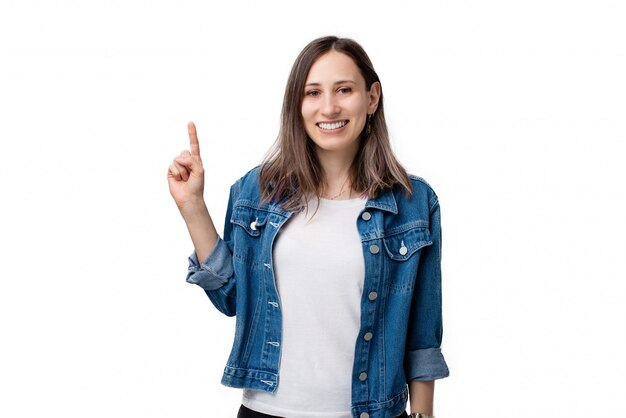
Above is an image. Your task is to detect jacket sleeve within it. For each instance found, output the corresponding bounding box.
[404,197,450,381]
[185,183,238,317]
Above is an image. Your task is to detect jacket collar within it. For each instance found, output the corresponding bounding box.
[260,183,399,216]
[364,188,398,214]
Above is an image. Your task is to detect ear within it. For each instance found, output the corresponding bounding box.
[367,81,381,114]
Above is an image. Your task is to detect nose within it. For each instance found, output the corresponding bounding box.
[321,93,340,117]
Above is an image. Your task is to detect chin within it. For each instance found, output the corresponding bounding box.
[313,139,360,154]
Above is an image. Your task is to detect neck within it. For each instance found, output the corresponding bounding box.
[316,148,357,200]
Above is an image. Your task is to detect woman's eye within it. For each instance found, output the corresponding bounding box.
[306,90,320,97]
[338,87,352,94]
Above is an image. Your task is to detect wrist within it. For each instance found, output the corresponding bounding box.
[409,414,434,418]
[178,198,208,217]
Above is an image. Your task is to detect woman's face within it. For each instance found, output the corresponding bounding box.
[301,50,380,160]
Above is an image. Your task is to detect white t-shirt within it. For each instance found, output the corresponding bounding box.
[242,196,367,418]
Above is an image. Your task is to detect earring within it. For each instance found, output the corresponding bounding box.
[366,113,373,135]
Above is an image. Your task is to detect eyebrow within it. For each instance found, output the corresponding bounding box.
[304,80,357,87]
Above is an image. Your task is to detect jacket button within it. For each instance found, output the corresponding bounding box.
[364,332,373,341]
[250,220,257,231]
[399,245,408,256]
[369,244,379,254]
[359,372,368,381]
[368,291,378,301]
[361,211,372,221]
[360,413,369,418]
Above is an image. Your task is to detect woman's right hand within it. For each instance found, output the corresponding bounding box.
[168,121,205,211]
[168,122,219,262]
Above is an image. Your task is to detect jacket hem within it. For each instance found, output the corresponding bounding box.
[352,386,408,418]
[221,366,279,393]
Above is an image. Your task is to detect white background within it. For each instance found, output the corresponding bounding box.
[1,0,625,417]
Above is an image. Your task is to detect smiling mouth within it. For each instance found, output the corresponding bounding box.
[317,120,348,130]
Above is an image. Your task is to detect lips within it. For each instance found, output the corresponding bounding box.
[317,120,349,130]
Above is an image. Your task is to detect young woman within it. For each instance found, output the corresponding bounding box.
[168,36,449,418]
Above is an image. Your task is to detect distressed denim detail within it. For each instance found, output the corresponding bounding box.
[186,237,234,290]
[404,347,450,381]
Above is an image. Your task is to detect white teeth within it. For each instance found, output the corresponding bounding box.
[318,120,347,130]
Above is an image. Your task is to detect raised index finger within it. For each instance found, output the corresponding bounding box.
[187,121,201,157]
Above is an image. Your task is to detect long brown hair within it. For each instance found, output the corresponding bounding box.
[259,36,412,210]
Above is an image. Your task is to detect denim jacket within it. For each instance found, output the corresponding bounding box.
[186,167,449,418]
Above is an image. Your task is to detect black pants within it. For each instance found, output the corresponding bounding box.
[237,404,409,418]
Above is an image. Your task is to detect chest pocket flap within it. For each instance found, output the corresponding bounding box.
[382,226,432,261]
[231,203,269,237]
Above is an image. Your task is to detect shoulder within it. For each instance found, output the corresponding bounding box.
[229,165,262,195]
[401,174,440,213]
[235,165,262,185]
[227,166,293,215]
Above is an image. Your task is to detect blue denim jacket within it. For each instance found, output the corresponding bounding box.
[186,167,449,418]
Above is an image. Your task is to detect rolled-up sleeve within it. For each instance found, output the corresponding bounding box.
[186,237,234,291]
[404,198,450,381]
[183,182,239,317]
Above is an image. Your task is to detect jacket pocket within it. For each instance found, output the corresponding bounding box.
[383,226,432,261]
[382,225,433,292]
[231,202,269,237]
[230,202,270,266]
